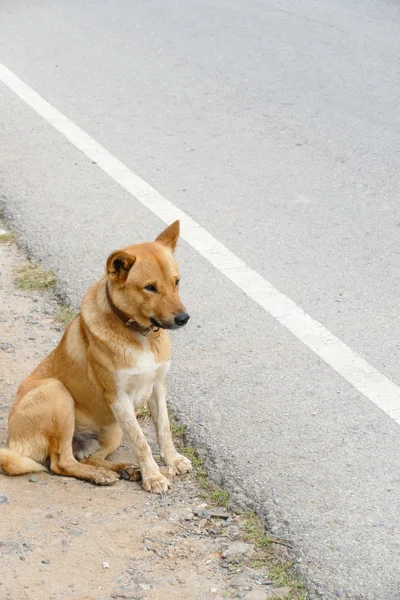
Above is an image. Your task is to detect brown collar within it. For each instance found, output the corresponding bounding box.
[105,283,155,336]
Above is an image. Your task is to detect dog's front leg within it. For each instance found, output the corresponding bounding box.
[110,393,170,494]
[148,380,192,476]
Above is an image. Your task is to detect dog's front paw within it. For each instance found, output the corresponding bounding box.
[142,473,170,494]
[167,454,193,476]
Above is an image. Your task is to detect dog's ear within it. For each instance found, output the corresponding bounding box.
[155,220,180,253]
[106,251,135,283]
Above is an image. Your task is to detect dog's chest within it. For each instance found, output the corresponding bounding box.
[116,351,169,407]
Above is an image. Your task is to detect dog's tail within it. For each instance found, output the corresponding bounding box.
[0,448,47,476]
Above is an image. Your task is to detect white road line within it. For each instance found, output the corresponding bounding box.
[1,62,399,426]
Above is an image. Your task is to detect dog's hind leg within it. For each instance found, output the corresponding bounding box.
[45,383,119,486]
[81,423,141,481]
[4,378,118,486]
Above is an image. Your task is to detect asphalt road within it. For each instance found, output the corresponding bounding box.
[1,1,400,598]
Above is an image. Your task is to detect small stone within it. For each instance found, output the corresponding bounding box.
[193,503,208,515]
[222,542,255,563]
[155,549,164,558]
[208,508,231,520]
[41,559,50,564]
[335,592,344,599]
[0,494,8,504]
[245,590,266,600]
[199,519,208,528]
[0,541,20,554]
[111,591,144,600]
[20,555,26,561]
[138,583,151,591]
[266,588,291,598]
[102,561,110,569]
[230,570,252,589]
[226,525,241,540]
[0,343,14,353]
[29,477,37,483]
[184,512,194,521]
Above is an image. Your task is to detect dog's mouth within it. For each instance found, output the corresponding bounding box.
[150,317,163,329]
[149,317,174,330]
[150,315,190,330]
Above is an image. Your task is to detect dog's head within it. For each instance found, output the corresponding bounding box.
[106,220,189,330]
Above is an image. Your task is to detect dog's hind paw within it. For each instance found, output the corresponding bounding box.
[92,469,119,486]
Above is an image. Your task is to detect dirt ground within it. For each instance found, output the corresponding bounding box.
[0,229,299,600]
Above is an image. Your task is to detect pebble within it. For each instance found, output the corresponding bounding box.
[193,503,208,515]
[208,508,231,520]
[265,587,291,598]
[111,591,144,600]
[199,518,208,529]
[244,590,266,600]
[184,512,194,521]
[41,559,50,564]
[226,525,241,540]
[221,542,255,562]
[0,494,8,504]
[0,541,20,554]
[138,583,151,591]
[0,343,15,353]
[230,569,252,589]
[102,561,110,569]
[29,477,37,483]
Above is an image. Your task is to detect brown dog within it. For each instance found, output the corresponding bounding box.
[0,220,192,493]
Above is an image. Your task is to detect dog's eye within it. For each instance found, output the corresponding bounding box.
[175,279,180,286]
[144,284,157,293]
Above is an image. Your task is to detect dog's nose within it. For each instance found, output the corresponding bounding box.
[174,312,190,327]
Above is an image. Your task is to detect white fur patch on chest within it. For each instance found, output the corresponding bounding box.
[116,350,170,409]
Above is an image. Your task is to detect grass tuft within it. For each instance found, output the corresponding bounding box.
[268,562,295,586]
[0,230,16,244]
[15,263,56,291]
[171,420,186,437]
[55,304,77,327]
[209,487,230,508]
[136,405,151,420]
[243,512,271,547]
